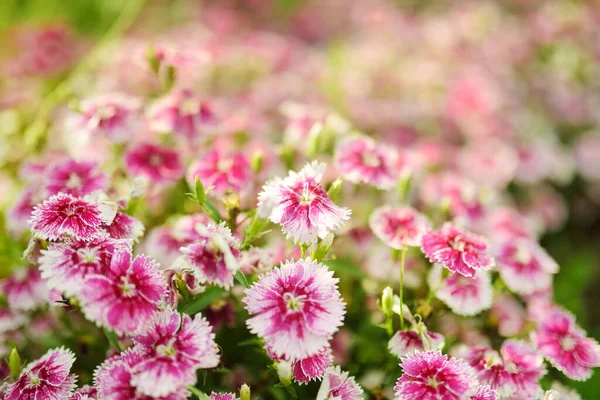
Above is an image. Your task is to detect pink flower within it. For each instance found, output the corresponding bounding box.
[421,223,495,278]
[394,351,475,400]
[124,143,184,184]
[95,349,190,400]
[574,132,600,181]
[369,206,431,248]
[429,265,493,316]
[316,366,363,400]
[44,159,107,198]
[105,211,144,241]
[71,385,98,399]
[490,294,526,337]
[5,347,77,400]
[244,259,345,360]
[187,150,252,196]
[532,309,600,381]
[334,136,400,189]
[209,394,237,400]
[180,222,241,289]
[258,162,351,244]
[458,139,518,189]
[470,385,497,400]
[148,89,216,142]
[293,348,332,384]
[6,185,40,237]
[40,236,131,297]
[0,267,49,311]
[80,251,167,334]
[131,310,220,396]
[496,239,558,295]
[487,208,536,244]
[388,329,445,359]
[29,193,114,241]
[67,93,140,142]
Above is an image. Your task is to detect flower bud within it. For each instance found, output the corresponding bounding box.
[381,287,394,316]
[9,347,21,380]
[239,383,251,400]
[251,151,263,174]
[327,178,343,203]
[276,361,292,385]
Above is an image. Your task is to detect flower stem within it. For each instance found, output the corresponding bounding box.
[399,235,408,330]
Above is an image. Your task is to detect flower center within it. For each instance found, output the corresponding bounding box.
[157,341,176,357]
[66,173,82,189]
[427,378,439,388]
[77,248,98,263]
[149,154,163,166]
[181,98,200,115]
[217,157,233,172]
[283,292,305,311]
[120,276,136,297]
[514,245,532,264]
[561,336,576,351]
[449,237,466,252]
[361,152,381,168]
[29,373,41,386]
[97,105,117,120]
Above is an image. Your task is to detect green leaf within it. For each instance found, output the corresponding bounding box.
[203,200,223,223]
[104,328,123,352]
[179,286,225,315]
[194,177,206,205]
[187,385,210,400]
[234,270,250,288]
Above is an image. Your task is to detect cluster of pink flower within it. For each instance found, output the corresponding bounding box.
[1,0,600,399]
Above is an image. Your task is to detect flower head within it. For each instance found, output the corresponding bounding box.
[124,143,184,184]
[5,347,77,400]
[258,162,351,244]
[209,394,237,400]
[421,223,494,278]
[80,251,167,334]
[44,159,107,198]
[293,348,332,384]
[0,267,49,311]
[105,211,144,241]
[429,265,493,316]
[370,206,431,248]
[187,150,252,196]
[131,310,220,397]
[71,385,98,399]
[388,329,445,359]
[316,366,363,400]
[244,259,345,360]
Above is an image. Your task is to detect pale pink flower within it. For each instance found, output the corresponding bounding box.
[490,294,526,337]
[394,351,475,400]
[71,385,98,399]
[29,193,114,241]
[209,394,237,400]
[180,222,241,289]
[496,239,558,295]
[124,143,184,184]
[487,208,536,244]
[388,329,445,358]
[471,385,497,400]
[316,366,363,400]
[44,159,107,198]
[369,206,431,248]
[244,259,345,360]
[334,136,400,189]
[5,347,77,400]
[95,349,190,400]
[80,251,167,334]
[67,93,140,142]
[421,223,495,278]
[6,185,40,237]
[40,236,131,297]
[258,162,351,244]
[293,348,332,384]
[105,211,144,241]
[148,89,216,142]
[0,267,49,311]
[549,382,582,400]
[131,310,220,396]
[459,139,518,188]
[186,150,252,196]
[532,309,600,381]
[431,266,493,316]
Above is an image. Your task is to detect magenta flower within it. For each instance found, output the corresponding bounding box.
[148,89,216,141]
[370,206,431,248]
[421,223,495,278]
[187,150,252,196]
[5,347,77,400]
[209,393,237,400]
[6,185,40,236]
[71,385,98,399]
[0,267,49,311]
[29,193,115,241]
[388,329,445,359]
[429,265,493,316]
[131,310,220,396]
[470,385,497,400]
[334,136,400,189]
[316,366,364,400]
[43,159,107,198]
[490,293,526,337]
[258,162,351,244]
[394,351,475,400]
[80,251,167,334]
[124,143,184,184]
[532,309,600,381]
[95,349,190,400]
[244,259,345,360]
[40,236,131,297]
[496,239,558,295]
[104,211,144,241]
[293,348,332,384]
[180,222,241,289]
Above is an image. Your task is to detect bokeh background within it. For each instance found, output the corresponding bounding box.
[1,0,600,397]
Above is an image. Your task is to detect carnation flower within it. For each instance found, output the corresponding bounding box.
[80,251,167,334]
[6,185,40,237]
[124,143,184,184]
[293,348,332,384]
[148,89,216,141]
[29,193,115,241]
[180,222,241,289]
[429,265,493,316]
[334,136,400,189]
[187,150,252,196]
[244,259,345,360]
[496,239,558,295]
[316,366,363,400]
[5,347,77,400]
[388,329,445,358]
[95,349,190,400]
[40,235,131,297]
[258,161,351,244]
[369,205,431,248]
[43,159,107,198]
[490,293,526,337]
[421,223,495,278]
[131,310,220,397]
[470,385,497,400]
[104,211,144,241]
[532,309,600,381]
[0,267,48,311]
[71,385,98,399]
[394,351,475,400]
[209,393,237,400]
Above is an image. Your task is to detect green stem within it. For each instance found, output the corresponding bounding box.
[187,386,210,400]
[399,236,408,330]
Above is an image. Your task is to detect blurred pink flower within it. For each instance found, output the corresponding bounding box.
[187,150,252,196]
[370,205,431,248]
[124,143,184,184]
